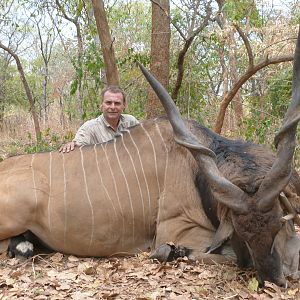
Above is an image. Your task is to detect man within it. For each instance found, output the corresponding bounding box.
[59,86,139,153]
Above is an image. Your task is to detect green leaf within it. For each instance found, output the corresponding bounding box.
[248,277,259,292]
[76,0,83,18]
[70,79,78,96]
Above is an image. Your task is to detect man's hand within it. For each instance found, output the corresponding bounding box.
[59,141,76,153]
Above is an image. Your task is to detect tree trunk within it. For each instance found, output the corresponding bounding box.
[0,42,41,142]
[228,28,243,132]
[219,42,230,134]
[171,1,212,101]
[58,88,66,130]
[91,0,119,86]
[75,22,84,117]
[55,0,84,118]
[0,66,6,130]
[42,65,49,125]
[146,0,170,119]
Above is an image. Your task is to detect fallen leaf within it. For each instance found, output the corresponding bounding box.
[248,277,259,292]
[50,253,64,263]
[56,283,71,291]
[68,255,79,262]
[288,288,299,296]
[7,258,20,266]
[10,270,22,279]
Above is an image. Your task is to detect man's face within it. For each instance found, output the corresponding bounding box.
[100,91,125,124]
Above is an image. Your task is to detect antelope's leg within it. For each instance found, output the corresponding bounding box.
[153,211,236,264]
[0,209,32,255]
[150,243,235,264]
[0,207,30,240]
[0,171,38,241]
[0,179,38,257]
[0,239,10,254]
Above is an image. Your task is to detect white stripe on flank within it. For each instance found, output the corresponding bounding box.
[155,123,169,236]
[94,144,118,219]
[31,154,38,220]
[114,137,135,242]
[125,129,150,233]
[121,133,145,234]
[101,142,125,248]
[62,154,67,248]
[127,131,151,209]
[48,152,52,232]
[80,146,95,252]
[140,124,160,194]
[155,123,168,189]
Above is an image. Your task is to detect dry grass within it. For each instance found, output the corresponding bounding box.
[0,106,80,158]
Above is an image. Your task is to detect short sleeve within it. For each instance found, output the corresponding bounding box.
[73,121,93,146]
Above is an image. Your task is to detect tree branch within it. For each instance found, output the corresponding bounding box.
[171,1,212,100]
[213,55,294,134]
[150,0,186,40]
[0,41,41,141]
[233,23,254,69]
[55,0,78,24]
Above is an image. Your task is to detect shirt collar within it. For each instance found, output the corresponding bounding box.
[100,114,124,129]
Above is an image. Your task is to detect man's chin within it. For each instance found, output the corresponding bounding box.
[105,114,121,121]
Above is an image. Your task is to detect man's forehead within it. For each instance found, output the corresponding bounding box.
[103,91,124,102]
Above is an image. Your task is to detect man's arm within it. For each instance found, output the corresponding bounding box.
[59,120,93,153]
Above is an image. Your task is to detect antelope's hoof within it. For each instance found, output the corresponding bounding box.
[150,243,190,262]
[8,235,34,259]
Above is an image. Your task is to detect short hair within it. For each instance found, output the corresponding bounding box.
[101,86,126,104]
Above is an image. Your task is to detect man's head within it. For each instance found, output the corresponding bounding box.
[100,86,126,127]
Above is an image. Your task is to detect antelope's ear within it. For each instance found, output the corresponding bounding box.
[283,185,300,214]
[206,215,234,254]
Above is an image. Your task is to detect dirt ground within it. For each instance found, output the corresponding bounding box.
[0,251,300,300]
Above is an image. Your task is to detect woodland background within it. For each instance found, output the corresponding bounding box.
[0,0,299,158]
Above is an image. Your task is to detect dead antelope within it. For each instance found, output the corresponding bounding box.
[1,25,300,288]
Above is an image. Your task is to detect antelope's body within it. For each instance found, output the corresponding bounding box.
[0,120,218,257]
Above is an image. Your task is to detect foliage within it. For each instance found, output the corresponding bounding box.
[171,32,224,127]
[24,127,74,153]
[241,67,293,144]
[107,0,151,52]
[267,68,292,119]
[223,0,263,26]
[1,64,29,110]
[243,114,274,144]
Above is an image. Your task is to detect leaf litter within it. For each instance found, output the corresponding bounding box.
[0,251,300,299]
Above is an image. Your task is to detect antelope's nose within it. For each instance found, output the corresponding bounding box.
[258,275,288,288]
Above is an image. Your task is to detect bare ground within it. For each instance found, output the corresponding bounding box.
[0,251,300,300]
